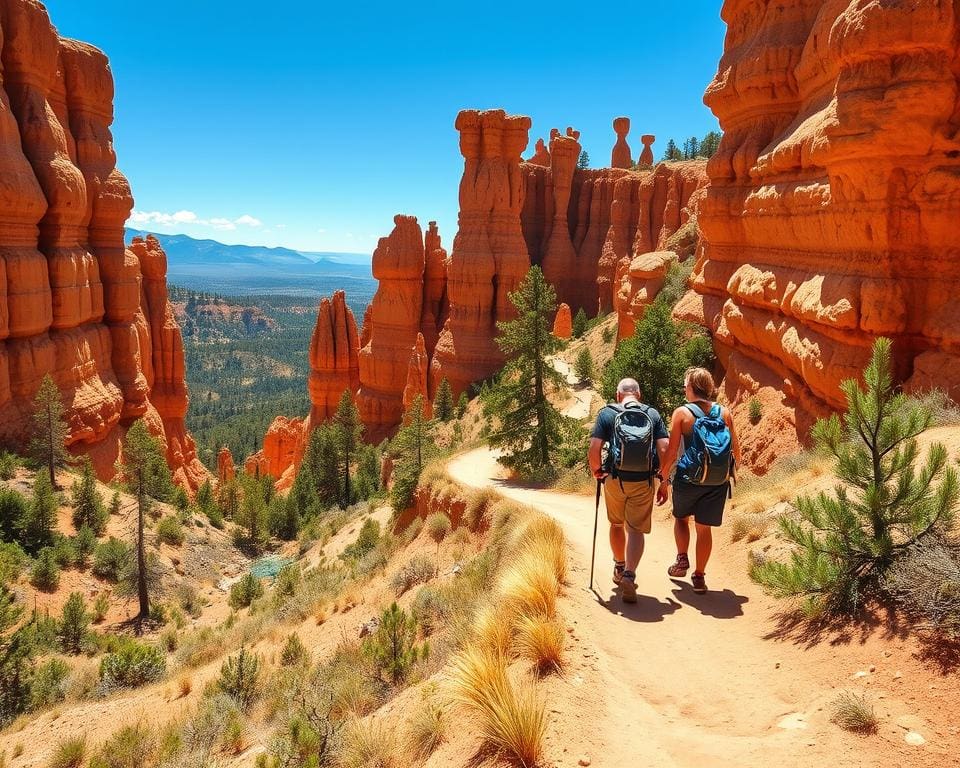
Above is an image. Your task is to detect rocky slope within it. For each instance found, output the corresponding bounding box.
[677,0,960,469]
[0,0,206,490]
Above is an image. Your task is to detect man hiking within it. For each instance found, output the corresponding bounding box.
[588,378,669,603]
[658,367,741,594]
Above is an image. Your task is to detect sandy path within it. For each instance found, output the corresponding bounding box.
[447,448,949,768]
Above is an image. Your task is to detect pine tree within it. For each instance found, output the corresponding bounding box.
[300,424,341,510]
[237,475,270,553]
[751,338,959,615]
[58,592,90,654]
[572,307,589,338]
[486,266,565,477]
[0,586,30,726]
[700,130,721,158]
[118,420,166,628]
[30,375,68,487]
[663,138,682,161]
[574,347,594,383]
[363,602,425,684]
[72,459,107,536]
[433,378,454,422]
[22,471,56,554]
[390,395,435,512]
[333,390,363,508]
[577,150,590,169]
[688,136,700,158]
[456,391,469,418]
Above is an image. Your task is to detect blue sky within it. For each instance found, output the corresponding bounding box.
[45,1,725,255]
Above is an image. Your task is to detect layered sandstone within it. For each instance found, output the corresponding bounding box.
[679,0,960,468]
[402,333,432,420]
[638,135,655,167]
[245,415,303,489]
[553,303,572,340]
[611,117,632,169]
[0,1,205,490]
[308,290,360,424]
[217,446,235,485]
[616,251,677,339]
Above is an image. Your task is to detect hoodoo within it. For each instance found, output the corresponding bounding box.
[678,0,960,468]
[0,0,205,490]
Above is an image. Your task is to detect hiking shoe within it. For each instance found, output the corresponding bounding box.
[620,572,638,603]
[692,572,708,594]
[613,562,625,586]
[667,553,690,578]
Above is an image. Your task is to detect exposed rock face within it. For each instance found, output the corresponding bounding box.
[245,415,303,488]
[217,446,235,485]
[638,135,655,167]
[616,251,677,339]
[420,221,448,355]
[528,137,551,166]
[679,0,960,469]
[553,303,572,339]
[432,109,532,397]
[0,1,206,490]
[402,332,432,420]
[308,290,360,425]
[611,117,632,169]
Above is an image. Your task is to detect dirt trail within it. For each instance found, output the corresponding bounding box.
[447,449,952,768]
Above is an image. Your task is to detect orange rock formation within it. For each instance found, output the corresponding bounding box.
[308,290,360,424]
[0,1,206,490]
[678,0,960,469]
[402,333,432,420]
[638,135,655,167]
[611,117,632,168]
[217,447,235,485]
[553,303,572,339]
[528,137,551,166]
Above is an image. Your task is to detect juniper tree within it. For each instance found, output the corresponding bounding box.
[486,266,565,477]
[433,378,454,422]
[30,374,68,487]
[333,389,363,507]
[751,338,960,615]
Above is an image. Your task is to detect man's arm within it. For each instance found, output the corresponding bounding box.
[659,408,686,482]
[588,437,607,480]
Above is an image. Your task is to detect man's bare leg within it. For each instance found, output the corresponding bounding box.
[625,530,645,573]
[673,516,690,555]
[609,523,625,563]
[694,523,713,574]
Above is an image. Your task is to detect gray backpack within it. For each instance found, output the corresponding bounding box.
[606,402,654,477]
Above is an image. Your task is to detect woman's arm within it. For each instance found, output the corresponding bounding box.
[724,407,742,466]
[659,408,687,481]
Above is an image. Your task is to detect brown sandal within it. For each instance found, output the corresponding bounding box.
[667,553,689,578]
[692,572,708,594]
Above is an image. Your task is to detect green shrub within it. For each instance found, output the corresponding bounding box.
[49,736,86,768]
[0,540,27,583]
[391,555,435,596]
[176,584,204,618]
[748,396,762,424]
[92,592,110,623]
[830,692,878,733]
[217,647,261,710]
[601,325,614,344]
[457,392,469,418]
[0,488,27,544]
[363,602,426,685]
[573,347,594,382]
[274,563,301,598]
[88,723,156,768]
[30,657,69,709]
[229,573,264,610]
[51,534,77,568]
[99,640,166,690]
[92,538,133,581]
[73,525,97,567]
[340,518,380,563]
[155,516,185,546]
[59,592,90,654]
[72,459,107,535]
[279,633,309,667]
[0,451,18,481]
[572,307,588,338]
[30,547,60,592]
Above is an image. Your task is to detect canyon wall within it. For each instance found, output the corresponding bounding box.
[0,0,206,490]
[677,0,960,469]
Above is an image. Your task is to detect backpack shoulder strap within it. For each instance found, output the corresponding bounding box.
[685,402,706,420]
[605,402,625,414]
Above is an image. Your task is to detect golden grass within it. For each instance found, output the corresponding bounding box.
[337,717,398,768]
[178,675,193,698]
[48,736,85,768]
[405,696,448,761]
[513,614,565,674]
[449,645,546,767]
[830,692,878,734]
[516,516,567,585]
[473,604,514,656]
[498,553,558,621]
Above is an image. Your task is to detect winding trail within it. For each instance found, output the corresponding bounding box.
[447,449,945,768]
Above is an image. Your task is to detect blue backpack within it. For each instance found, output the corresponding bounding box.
[677,402,734,486]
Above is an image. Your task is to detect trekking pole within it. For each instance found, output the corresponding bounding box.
[588,478,601,591]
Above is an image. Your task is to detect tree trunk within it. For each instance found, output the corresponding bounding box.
[136,474,149,630]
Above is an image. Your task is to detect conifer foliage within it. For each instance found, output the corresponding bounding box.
[486,266,565,478]
[751,338,959,615]
[30,374,68,487]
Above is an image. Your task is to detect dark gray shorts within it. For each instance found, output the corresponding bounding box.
[672,480,729,527]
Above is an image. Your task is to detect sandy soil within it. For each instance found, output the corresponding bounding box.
[447,448,959,768]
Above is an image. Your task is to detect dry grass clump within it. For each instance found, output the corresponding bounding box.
[830,691,878,734]
[515,516,567,585]
[405,693,448,761]
[449,646,546,767]
[498,554,558,622]
[88,722,156,768]
[729,513,771,544]
[465,486,499,529]
[513,614,565,674]
[390,555,435,596]
[177,674,192,698]
[337,717,398,768]
[473,604,514,657]
[48,736,86,768]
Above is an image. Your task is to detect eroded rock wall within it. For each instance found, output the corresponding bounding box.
[0,1,206,490]
[678,0,960,469]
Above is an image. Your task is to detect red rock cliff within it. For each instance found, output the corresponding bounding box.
[0,0,206,490]
[677,0,960,469]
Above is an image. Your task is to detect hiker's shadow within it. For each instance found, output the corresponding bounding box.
[669,579,748,619]
[597,591,681,623]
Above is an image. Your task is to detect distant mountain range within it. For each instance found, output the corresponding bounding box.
[125,229,376,300]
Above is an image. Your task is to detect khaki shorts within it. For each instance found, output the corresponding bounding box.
[604,478,655,534]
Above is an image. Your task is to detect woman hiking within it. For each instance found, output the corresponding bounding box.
[658,367,741,594]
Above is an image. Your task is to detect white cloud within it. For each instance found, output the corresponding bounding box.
[128,210,264,231]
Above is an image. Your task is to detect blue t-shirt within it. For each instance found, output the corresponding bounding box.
[591,401,669,481]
